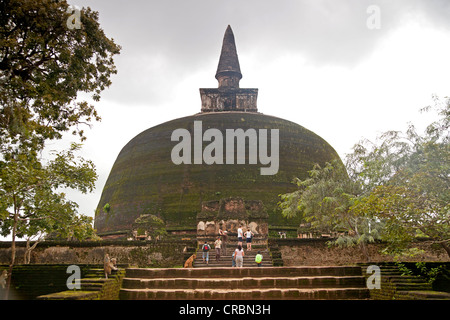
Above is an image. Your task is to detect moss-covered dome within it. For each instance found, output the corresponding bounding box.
[94,111,341,236]
[94,26,343,237]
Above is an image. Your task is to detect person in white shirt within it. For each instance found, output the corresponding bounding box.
[237,226,243,246]
[214,237,222,261]
[245,229,254,251]
[234,245,245,268]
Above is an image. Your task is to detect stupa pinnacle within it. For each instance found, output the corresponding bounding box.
[200,25,258,113]
[215,25,242,89]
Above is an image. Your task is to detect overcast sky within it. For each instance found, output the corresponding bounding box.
[46,0,450,225]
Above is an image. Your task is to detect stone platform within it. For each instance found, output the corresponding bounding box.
[119,266,369,300]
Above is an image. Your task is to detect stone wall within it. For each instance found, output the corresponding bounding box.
[0,240,196,268]
[275,239,449,266]
[2,238,447,268]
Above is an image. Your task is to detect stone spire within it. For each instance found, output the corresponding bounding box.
[200,25,258,113]
[215,25,242,89]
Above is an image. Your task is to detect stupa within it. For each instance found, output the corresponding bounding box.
[94,26,342,238]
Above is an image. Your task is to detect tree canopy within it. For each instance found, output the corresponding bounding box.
[0,0,120,241]
[279,96,450,259]
[0,0,121,298]
[0,0,120,148]
[349,97,449,256]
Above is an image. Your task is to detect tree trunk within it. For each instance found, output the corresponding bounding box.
[5,208,18,300]
[440,241,450,258]
[359,240,371,262]
[24,239,30,265]
[24,238,41,264]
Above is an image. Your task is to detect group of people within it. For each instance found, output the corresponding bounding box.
[201,225,263,268]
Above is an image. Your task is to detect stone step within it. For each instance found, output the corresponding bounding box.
[387,275,430,283]
[194,254,272,260]
[194,249,273,268]
[394,284,433,291]
[84,273,105,278]
[197,249,270,256]
[83,268,106,277]
[193,262,274,268]
[194,255,272,263]
[80,283,105,291]
[124,266,365,279]
[193,261,273,267]
[83,268,121,278]
[399,290,450,300]
[196,254,271,260]
[122,275,366,290]
[360,263,435,293]
[198,241,269,247]
[120,266,369,300]
[197,236,268,244]
[120,287,370,300]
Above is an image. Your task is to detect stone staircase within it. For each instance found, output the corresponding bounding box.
[37,267,126,300]
[194,234,272,268]
[79,268,116,291]
[119,266,370,300]
[194,246,273,268]
[376,264,433,291]
[359,262,450,300]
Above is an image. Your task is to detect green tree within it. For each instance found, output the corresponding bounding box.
[0,0,120,299]
[0,0,120,148]
[280,96,449,259]
[349,97,449,257]
[132,214,167,243]
[0,143,98,295]
[279,159,380,260]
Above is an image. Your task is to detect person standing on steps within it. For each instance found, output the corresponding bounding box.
[214,236,222,261]
[237,225,243,247]
[231,250,236,268]
[245,229,254,251]
[255,251,263,267]
[234,245,245,268]
[202,241,211,265]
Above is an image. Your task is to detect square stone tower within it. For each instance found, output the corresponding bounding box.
[200,25,258,113]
